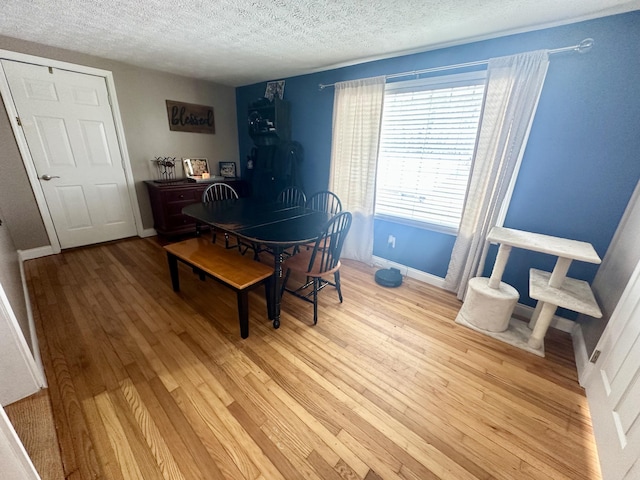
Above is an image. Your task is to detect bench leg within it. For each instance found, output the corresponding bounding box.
[237,290,249,339]
[167,253,180,292]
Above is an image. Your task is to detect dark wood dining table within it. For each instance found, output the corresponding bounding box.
[182,198,330,328]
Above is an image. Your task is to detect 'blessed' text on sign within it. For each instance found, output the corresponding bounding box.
[166,100,215,134]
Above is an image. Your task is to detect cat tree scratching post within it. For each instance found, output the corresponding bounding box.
[456,227,602,356]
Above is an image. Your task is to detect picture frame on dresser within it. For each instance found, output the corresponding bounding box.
[219,161,236,178]
[183,158,210,179]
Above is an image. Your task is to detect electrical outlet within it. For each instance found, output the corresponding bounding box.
[387,235,396,248]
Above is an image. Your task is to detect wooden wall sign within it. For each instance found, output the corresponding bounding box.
[166,100,215,134]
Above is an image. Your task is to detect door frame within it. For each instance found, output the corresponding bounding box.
[581,257,640,388]
[576,180,640,387]
[0,49,144,254]
[582,256,640,478]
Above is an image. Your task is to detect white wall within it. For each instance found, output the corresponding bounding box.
[0,206,43,406]
[0,281,42,405]
[0,405,39,480]
[0,205,31,350]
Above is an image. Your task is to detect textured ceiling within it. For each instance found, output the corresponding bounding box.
[0,0,638,86]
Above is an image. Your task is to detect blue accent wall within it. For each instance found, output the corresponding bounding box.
[237,12,640,314]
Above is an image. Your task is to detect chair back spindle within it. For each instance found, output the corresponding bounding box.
[281,211,352,324]
[307,211,352,274]
[201,183,240,249]
[203,183,238,202]
[306,190,342,215]
[277,186,306,207]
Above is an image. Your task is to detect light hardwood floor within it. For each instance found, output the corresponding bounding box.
[20,236,601,479]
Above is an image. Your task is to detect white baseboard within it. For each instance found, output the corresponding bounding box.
[16,231,158,260]
[17,245,54,262]
[371,256,446,289]
[571,323,593,386]
[139,228,157,238]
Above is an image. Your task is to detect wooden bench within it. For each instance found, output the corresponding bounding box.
[164,237,273,338]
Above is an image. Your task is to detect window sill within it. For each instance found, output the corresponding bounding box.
[374,214,458,236]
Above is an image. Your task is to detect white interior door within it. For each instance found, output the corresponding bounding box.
[585,259,640,479]
[1,60,136,249]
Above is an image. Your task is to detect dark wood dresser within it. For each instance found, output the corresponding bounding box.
[145,178,250,236]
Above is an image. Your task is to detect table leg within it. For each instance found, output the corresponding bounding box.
[271,247,283,329]
[264,276,274,321]
[167,253,180,292]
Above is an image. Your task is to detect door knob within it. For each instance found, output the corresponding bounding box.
[40,174,60,181]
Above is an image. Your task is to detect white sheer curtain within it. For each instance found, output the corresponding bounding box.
[444,50,550,298]
[329,76,385,264]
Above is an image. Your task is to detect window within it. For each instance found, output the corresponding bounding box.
[374,71,487,233]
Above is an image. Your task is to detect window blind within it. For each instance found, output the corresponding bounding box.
[375,72,486,232]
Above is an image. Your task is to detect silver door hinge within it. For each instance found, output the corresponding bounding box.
[590,349,601,364]
[16,116,21,126]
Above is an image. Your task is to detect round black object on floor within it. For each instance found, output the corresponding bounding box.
[375,267,403,287]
